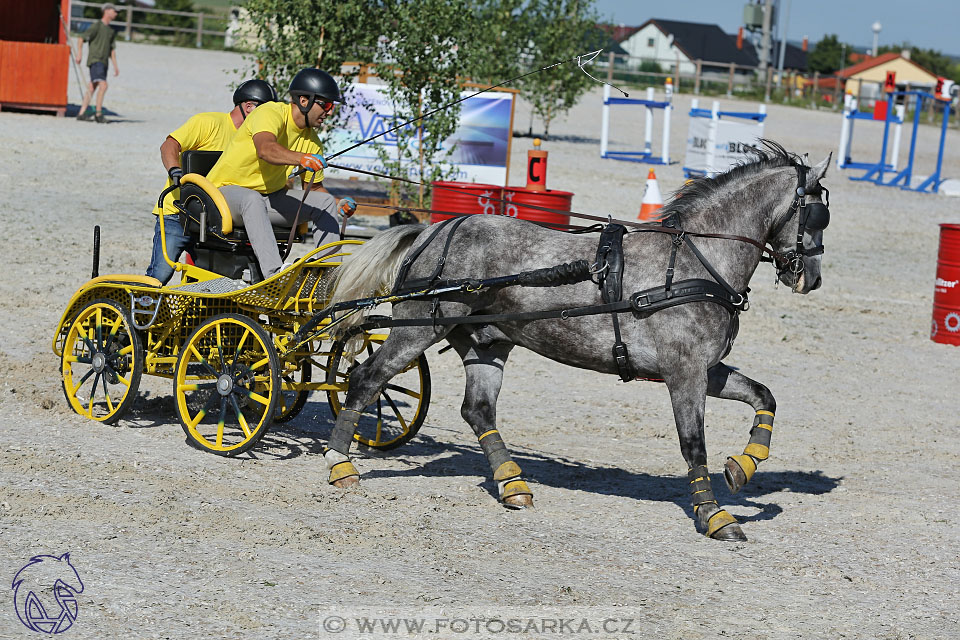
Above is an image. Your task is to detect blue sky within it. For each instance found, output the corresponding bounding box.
[593,1,959,56]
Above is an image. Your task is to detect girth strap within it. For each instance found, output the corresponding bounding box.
[595,224,633,382]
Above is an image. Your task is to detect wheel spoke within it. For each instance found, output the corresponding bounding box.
[381,390,409,430]
[234,385,270,407]
[229,396,253,437]
[102,375,114,414]
[118,344,135,356]
[216,400,227,448]
[249,356,270,372]
[188,344,221,377]
[104,313,123,351]
[95,308,104,350]
[87,372,102,417]
[186,390,219,430]
[70,367,96,397]
[180,381,219,391]
[215,324,226,371]
[234,327,250,361]
[384,383,421,400]
[64,354,91,364]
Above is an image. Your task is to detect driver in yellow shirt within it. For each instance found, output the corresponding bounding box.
[207,68,357,279]
[146,79,278,283]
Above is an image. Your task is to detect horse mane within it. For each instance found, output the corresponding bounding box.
[655,139,802,221]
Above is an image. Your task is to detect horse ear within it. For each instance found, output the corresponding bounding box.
[806,153,831,190]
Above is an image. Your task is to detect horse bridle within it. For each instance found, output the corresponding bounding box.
[770,164,831,279]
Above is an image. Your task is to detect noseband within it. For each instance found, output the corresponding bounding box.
[773,164,830,278]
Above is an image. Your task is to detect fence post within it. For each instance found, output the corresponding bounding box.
[607,51,614,83]
[674,52,680,89]
[694,59,701,95]
[196,13,204,48]
[727,62,735,97]
[764,66,773,102]
[124,7,132,41]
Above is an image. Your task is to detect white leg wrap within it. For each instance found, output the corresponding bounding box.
[324,449,350,469]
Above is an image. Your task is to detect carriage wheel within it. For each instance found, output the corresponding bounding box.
[60,299,143,424]
[174,314,280,456]
[326,333,431,451]
[274,347,313,424]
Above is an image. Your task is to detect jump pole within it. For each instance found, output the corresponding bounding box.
[838,93,905,171]
[600,83,672,164]
[852,90,952,193]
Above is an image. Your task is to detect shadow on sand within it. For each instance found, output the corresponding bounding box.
[122,396,841,524]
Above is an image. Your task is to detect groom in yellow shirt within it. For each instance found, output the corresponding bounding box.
[208,68,357,279]
[146,79,278,283]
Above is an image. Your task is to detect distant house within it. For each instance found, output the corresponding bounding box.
[815,51,938,101]
[611,18,805,76]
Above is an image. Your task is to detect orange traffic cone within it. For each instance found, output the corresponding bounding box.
[638,168,664,221]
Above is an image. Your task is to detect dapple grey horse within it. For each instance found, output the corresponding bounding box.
[322,142,831,541]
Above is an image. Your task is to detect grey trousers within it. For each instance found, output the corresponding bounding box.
[219,185,341,278]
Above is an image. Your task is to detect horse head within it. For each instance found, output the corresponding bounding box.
[768,152,831,294]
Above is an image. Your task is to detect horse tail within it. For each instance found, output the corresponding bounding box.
[328,224,427,337]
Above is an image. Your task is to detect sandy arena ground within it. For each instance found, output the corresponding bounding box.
[1,43,959,639]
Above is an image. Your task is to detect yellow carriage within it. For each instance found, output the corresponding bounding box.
[52,160,430,456]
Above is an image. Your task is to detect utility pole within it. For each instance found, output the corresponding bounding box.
[758,0,774,73]
[776,0,791,89]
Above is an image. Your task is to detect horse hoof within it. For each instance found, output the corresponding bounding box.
[502,494,534,510]
[724,458,747,494]
[710,522,747,542]
[332,475,360,489]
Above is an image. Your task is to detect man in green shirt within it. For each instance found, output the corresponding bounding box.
[75,3,119,123]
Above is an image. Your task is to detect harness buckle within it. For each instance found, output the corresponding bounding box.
[672,232,685,247]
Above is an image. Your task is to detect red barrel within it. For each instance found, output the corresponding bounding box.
[503,187,573,229]
[429,181,503,224]
[932,223,960,346]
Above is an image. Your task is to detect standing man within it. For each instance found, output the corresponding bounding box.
[75,3,119,123]
[146,80,278,284]
[207,68,357,279]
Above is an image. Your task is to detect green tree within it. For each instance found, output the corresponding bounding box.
[372,0,480,205]
[467,0,537,85]
[808,34,852,74]
[516,0,606,138]
[239,1,380,133]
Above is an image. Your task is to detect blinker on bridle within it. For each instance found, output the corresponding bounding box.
[776,164,830,277]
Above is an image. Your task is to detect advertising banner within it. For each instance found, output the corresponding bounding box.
[324,84,514,186]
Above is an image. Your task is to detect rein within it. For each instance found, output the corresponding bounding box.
[327,161,794,265]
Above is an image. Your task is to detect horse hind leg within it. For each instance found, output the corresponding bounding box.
[325,325,445,488]
[448,329,533,509]
[706,363,776,494]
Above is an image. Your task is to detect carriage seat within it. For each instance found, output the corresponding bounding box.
[175,151,308,251]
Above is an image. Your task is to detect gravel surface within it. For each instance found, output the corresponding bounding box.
[1,42,958,639]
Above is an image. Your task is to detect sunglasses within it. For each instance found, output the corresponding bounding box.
[318,101,335,112]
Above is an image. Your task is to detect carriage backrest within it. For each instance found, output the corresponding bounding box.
[181,150,222,177]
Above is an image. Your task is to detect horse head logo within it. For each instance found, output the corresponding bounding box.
[12,553,84,634]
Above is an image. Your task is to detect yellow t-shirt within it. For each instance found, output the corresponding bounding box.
[207,101,323,194]
[154,111,238,216]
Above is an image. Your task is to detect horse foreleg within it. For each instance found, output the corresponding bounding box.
[706,363,776,494]
[664,363,746,541]
[325,326,444,488]
[447,330,532,509]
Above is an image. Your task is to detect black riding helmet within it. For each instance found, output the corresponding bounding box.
[288,68,343,116]
[233,79,278,106]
